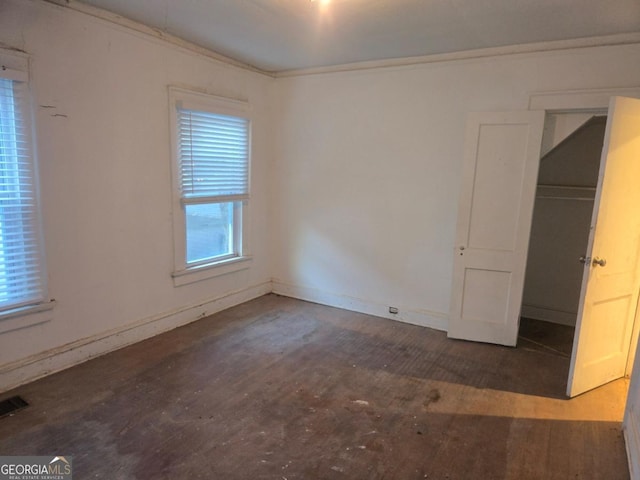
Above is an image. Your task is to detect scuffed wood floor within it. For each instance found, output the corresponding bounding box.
[0,294,629,479]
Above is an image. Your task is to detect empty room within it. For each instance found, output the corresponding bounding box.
[1,0,640,478]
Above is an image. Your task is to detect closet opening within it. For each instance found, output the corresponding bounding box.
[519,114,606,359]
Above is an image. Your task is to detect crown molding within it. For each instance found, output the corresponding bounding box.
[276,32,640,78]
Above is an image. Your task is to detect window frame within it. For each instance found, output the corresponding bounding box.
[0,49,53,331]
[168,87,252,286]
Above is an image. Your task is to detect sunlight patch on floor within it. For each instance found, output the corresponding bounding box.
[423,377,629,422]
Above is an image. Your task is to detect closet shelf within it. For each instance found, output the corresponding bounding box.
[536,184,596,201]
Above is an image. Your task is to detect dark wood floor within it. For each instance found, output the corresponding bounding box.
[518,317,576,358]
[0,294,629,479]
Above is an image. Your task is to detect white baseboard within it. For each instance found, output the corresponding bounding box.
[521,304,577,326]
[272,280,448,332]
[0,281,272,392]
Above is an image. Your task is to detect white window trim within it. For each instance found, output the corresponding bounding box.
[0,48,53,329]
[168,87,252,286]
[0,300,56,335]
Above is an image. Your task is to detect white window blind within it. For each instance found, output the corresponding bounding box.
[177,109,249,200]
[0,76,46,311]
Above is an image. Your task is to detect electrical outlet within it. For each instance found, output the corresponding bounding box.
[389,306,399,314]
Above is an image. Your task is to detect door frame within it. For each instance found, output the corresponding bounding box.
[529,87,640,112]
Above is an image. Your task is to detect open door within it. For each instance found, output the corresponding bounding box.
[448,111,544,346]
[567,96,640,397]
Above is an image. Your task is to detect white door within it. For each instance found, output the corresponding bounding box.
[567,96,640,397]
[448,111,545,346]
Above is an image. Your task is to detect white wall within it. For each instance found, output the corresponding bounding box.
[0,0,273,389]
[626,314,640,480]
[271,43,640,329]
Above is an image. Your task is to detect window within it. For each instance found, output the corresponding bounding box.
[169,88,251,285]
[0,60,48,316]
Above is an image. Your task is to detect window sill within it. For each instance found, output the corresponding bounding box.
[172,255,252,287]
[0,299,56,335]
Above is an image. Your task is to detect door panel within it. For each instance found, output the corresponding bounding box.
[567,96,640,397]
[448,111,545,346]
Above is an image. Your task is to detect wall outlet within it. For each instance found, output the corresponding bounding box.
[389,306,399,314]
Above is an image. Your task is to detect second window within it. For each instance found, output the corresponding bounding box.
[171,88,250,275]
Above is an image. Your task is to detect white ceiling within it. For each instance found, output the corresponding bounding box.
[75,0,640,73]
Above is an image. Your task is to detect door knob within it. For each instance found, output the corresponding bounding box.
[592,257,607,267]
[579,256,590,264]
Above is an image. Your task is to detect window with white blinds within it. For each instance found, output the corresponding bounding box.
[0,75,46,312]
[170,88,251,281]
[177,109,249,201]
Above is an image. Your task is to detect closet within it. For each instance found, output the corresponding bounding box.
[521,115,607,329]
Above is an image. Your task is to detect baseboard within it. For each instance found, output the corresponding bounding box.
[0,281,272,393]
[521,304,577,326]
[272,280,448,332]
